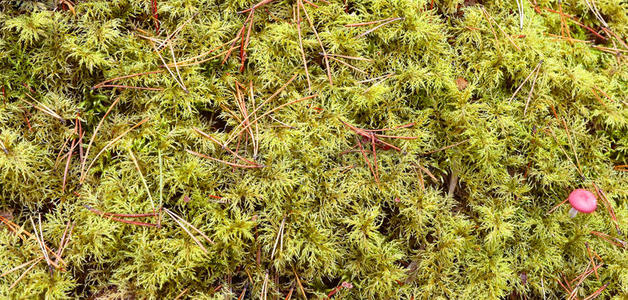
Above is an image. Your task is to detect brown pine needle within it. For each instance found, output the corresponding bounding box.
[225,73,298,145]
[84,206,158,227]
[285,285,295,300]
[328,56,367,74]
[193,127,259,166]
[164,208,210,253]
[96,84,163,91]
[345,17,398,27]
[602,28,628,50]
[413,162,438,182]
[416,166,425,191]
[186,149,264,169]
[92,70,165,89]
[509,60,542,103]
[81,96,121,178]
[374,133,418,140]
[174,288,189,300]
[228,94,318,146]
[22,92,64,121]
[8,258,42,290]
[169,42,188,92]
[321,53,372,62]
[82,117,149,183]
[1,257,41,278]
[585,243,599,280]
[250,81,260,156]
[223,12,253,64]
[543,7,606,41]
[56,221,72,260]
[0,216,67,266]
[546,198,568,215]
[546,33,591,43]
[370,135,380,182]
[238,0,275,14]
[293,267,308,299]
[356,136,378,183]
[591,183,621,234]
[240,9,256,72]
[128,149,157,217]
[591,231,626,248]
[481,8,521,51]
[303,0,319,8]
[296,5,312,92]
[62,137,79,193]
[298,0,333,85]
[584,283,609,300]
[422,139,470,155]
[524,61,542,115]
[234,85,255,149]
[356,17,403,38]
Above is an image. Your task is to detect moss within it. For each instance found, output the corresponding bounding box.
[1,0,627,299]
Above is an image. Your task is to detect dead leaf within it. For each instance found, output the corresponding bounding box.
[455,77,468,91]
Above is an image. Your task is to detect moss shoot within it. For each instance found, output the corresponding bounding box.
[0,0,627,299]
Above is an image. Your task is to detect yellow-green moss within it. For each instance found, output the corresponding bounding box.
[0,0,627,299]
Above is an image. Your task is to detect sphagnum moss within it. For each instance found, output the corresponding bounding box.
[1,0,627,299]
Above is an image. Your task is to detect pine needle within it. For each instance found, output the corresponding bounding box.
[164,208,213,254]
[22,91,64,121]
[8,258,42,290]
[128,149,157,217]
[81,96,121,179]
[92,70,165,89]
[227,94,318,146]
[524,61,542,115]
[298,0,333,86]
[82,117,149,183]
[1,257,41,278]
[509,60,542,103]
[296,4,312,92]
[225,73,298,145]
[356,17,403,38]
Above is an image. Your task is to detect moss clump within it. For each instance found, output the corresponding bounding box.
[1,0,627,299]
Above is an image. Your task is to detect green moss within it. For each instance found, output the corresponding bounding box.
[1,0,627,299]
